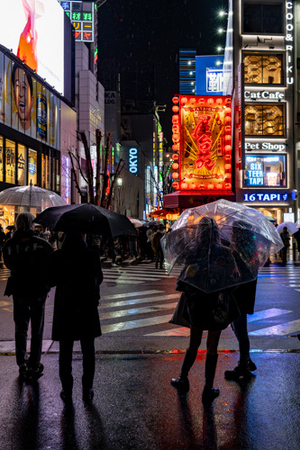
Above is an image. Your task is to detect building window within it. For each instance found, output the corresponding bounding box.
[245,103,285,136]
[244,53,284,85]
[243,2,284,34]
[244,154,286,187]
[17,144,26,185]
[5,139,16,184]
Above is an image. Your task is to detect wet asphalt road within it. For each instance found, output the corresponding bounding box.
[0,260,300,449]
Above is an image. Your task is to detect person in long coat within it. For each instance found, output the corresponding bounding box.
[47,232,103,402]
[171,217,239,405]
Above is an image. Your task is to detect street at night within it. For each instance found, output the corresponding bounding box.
[0,260,299,449]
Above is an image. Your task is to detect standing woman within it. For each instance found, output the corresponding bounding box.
[171,217,239,405]
[47,232,103,402]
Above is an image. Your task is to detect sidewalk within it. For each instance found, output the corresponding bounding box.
[0,351,299,449]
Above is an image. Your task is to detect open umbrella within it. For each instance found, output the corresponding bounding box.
[161,199,283,293]
[129,218,143,228]
[277,222,298,234]
[0,184,66,210]
[34,203,137,237]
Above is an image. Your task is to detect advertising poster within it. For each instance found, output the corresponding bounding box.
[0,0,64,95]
[175,95,232,192]
[0,51,60,148]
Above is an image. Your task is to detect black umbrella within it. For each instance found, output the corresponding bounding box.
[34,203,137,237]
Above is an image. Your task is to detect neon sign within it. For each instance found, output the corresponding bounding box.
[129,148,138,174]
[286,1,294,85]
[244,192,289,202]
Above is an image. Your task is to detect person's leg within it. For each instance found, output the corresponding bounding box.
[13,296,30,369]
[202,330,222,404]
[225,315,256,379]
[59,339,74,400]
[171,326,202,391]
[28,296,46,370]
[81,337,95,401]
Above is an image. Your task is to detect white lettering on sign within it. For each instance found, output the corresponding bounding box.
[244,192,289,202]
[129,148,138,174]
[286,1,294,85]
[244,91,284,100]
[245,142,286,151]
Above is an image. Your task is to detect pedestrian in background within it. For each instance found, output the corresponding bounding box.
[280,226,290,266]
[47,232,103,402]
[152,225,165,269]
[0,224,6,261]
[3,212,53,382]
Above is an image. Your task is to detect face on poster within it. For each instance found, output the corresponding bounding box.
[0,0,64,95]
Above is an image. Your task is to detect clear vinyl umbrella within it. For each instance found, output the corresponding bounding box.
[0,184,66,211]
[161,199,283,293]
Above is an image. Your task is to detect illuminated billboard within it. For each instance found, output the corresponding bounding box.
[171,95,232,192]
[0,0,64,95]
[195,55,224,96]
[244,155,286,187]
[58,1,95,43]
[0,51,60,148]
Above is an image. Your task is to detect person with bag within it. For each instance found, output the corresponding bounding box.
[171,217,239,405]
[47,232,103,402]
[3,212,53,382]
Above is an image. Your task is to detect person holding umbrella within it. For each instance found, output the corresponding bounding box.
[47,232,103,402]
[3,212,53,382]
[171,217,239,405]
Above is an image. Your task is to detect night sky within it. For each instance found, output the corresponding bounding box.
[97,0,228,144]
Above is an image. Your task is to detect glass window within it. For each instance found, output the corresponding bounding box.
[244,154,286,187]
[17,144,26,185]
[243,3,284,34]
[28,149,38,186]
[245,104,285,136]
[5,139,16,184]
[244,53,284,85]
[0,136,3,182]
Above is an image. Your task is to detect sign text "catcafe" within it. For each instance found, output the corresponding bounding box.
[244,91,285,100]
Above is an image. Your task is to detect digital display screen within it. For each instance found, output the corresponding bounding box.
[58,0,94,42]
[0,0,64,95]
[244,154,286,187]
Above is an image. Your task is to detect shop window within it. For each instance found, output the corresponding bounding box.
[28,149,37,186]
[41,153,51,189]
[244,103,285,136]
[243,2,284,34]
[0,137,3,182]
[5,139,16,184]
[244,53,284,85]
[244,154,286,187]
[17,144,26,185]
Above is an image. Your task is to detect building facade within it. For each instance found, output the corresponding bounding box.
[225,0,298,222]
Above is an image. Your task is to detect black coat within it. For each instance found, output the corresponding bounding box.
[47,236,103,341]
[3,229,53,299]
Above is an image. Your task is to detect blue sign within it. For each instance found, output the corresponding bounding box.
[244,192,289,202]
[195,55,224,96]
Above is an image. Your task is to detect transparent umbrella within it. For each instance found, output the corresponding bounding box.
[0,184,66,211]
[161,199,283,293]
[276,222,298,234]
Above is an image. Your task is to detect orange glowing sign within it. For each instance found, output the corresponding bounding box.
[171,95,232,192]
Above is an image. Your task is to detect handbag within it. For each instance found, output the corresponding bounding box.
[169,292,191,328]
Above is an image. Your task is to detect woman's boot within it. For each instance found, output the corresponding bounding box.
[171,349,197,392]
[202,354,219,405]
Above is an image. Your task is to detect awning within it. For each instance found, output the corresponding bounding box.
[163,190,235,209]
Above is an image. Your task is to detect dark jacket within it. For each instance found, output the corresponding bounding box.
[47,234,103,341]
[3,229,53,299]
